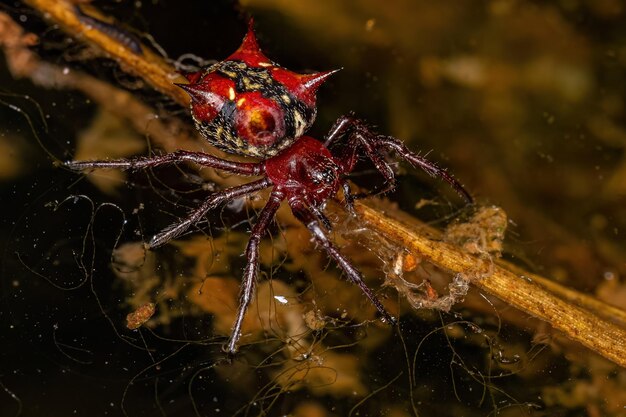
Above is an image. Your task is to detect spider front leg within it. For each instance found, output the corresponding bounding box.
[374,135,473,203]
[66,150,263,176]
[226,189,284,354]
[292,203,396,325]
[325,116,401,199]
[325,115,473,203]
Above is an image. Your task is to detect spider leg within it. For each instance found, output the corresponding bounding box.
[325,115,398,199]
[350,129,399,198]
[341,180,356,215]
[323,114,354,147]
[374,136,473,203]
[292,203,396,325]
[308,204,333,230]
[325,114,473,203]
[226,189,284,354]
[149,178,271,248]
[66,150,263,176]
[324,114,362,174]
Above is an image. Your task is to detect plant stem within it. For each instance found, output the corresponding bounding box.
[355,203,626,368]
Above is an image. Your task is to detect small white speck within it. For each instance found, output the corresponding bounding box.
[274,295,288,304]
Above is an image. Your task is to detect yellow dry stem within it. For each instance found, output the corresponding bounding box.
[23,0,188,104]
[356,203,626,368]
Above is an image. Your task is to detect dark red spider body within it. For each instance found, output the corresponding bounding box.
[67,20,472,354]
[265,136,341,207]
[179,21,337,158]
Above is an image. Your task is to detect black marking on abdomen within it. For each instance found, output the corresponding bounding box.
[215,61,315,139]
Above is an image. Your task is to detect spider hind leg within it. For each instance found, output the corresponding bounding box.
[293,204,396,326]
[226,190,284,354]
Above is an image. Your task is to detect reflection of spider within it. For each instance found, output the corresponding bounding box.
[67,20,472,353]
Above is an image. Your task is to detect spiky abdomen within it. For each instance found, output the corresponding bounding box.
[189,61,315,158]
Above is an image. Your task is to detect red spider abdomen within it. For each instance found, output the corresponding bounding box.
[265,137,341,206]
[177,22,338,159]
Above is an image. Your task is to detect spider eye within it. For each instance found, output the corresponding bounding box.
[305,162,338,188]
[323,168,336,182]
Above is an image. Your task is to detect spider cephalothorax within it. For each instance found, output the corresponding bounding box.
[67,20,472,354]
[179,20,337,158]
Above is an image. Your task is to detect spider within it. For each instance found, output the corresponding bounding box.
[67,20,472,354]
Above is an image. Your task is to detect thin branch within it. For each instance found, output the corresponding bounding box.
[502,260,626,329]
[24,0,188,104]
